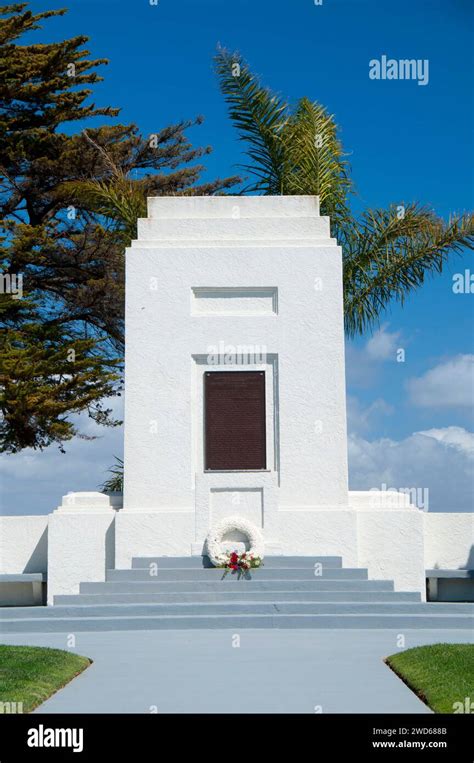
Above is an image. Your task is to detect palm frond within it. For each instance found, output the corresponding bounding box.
[282,96,352,225]
[215,48,353,231]
[343,205,474,336]
[100,456,123,493]
[214,47,288,193]
[61,176,147,240]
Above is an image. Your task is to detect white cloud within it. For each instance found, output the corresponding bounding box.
[365,324,402,361]
[347,395,394,435]
[349,426,474,511]
[346,324,404,387]
[418,426,474,454]
[407,354,474,408]
[0,401,124,516]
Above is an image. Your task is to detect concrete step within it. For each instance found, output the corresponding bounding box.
[55,590,422,605]
[3,602,472,619]
[80,579,394,594]
[106,567,368,582]
[1,612,472,633]
[131,556,343,569]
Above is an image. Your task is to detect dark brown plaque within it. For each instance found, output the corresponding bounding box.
[204,371,266,470]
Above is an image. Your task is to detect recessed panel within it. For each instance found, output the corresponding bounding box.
[210,488,263,528]
[192,287,277,316]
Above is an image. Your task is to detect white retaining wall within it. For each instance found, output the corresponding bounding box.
[350,491,426,595]
[423,513,473,570]
[46,493,116,604]
[0,504,472,602]
[115,510,195,569]
[0,516,48,573]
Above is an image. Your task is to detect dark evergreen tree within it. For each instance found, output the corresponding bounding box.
[0,4,239,452]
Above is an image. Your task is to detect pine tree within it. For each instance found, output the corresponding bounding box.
[0,4,239,452]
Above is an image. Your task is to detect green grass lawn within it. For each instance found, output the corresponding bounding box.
[386,643,474,714]
[0,645,91,713]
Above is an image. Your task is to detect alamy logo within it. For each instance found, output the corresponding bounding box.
[370,483,429,510]
[0,701,23,713]
[452,269,474,294]
[453,697,474,713]
[207,341,267,366]
[27,724,84,753]
[369,55,429,86]
[0,272,23,299]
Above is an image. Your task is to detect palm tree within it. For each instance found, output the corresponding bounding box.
[100,456,124,493]
[61,131,147,243]
[215,48,474,337]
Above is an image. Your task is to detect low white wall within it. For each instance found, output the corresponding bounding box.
[47,495,116,604]
[277,509,358,566]
[5,498,464,604]
[0,516,48,574]
[424,513,474,570]
[356,509,426,597]
[115,511,196,568]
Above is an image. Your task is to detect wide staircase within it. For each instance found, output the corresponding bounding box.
[1,556,473,633]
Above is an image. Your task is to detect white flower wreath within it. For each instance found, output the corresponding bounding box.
[206,516,265,567]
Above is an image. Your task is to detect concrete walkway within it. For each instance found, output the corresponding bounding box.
[1,629,472,713]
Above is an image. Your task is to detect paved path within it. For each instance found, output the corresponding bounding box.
[1,629,472,713]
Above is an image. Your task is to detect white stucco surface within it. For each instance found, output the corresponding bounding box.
[115,511,195,568]
[356,509,426,596]
[424,513,474,570]
[278,509,358,566]
[191,287,278,316]
[122,194,348,559]
[349,490,414,510]
[0,516,48,573]
[47,494,115,603]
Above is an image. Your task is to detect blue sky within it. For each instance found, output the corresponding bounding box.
[1,0,473,514]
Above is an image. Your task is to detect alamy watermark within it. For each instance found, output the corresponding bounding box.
[370,483,429,510]
[206,341,267,366]
[369,55,429,86]
[452,269,474,294]
[453,697,474,713]
[27,724,83,753]
[0,701,23,713]
[0,272,23,299]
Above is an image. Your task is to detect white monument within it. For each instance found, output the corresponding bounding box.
[117,194,424,593]
[4,195,473,605]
